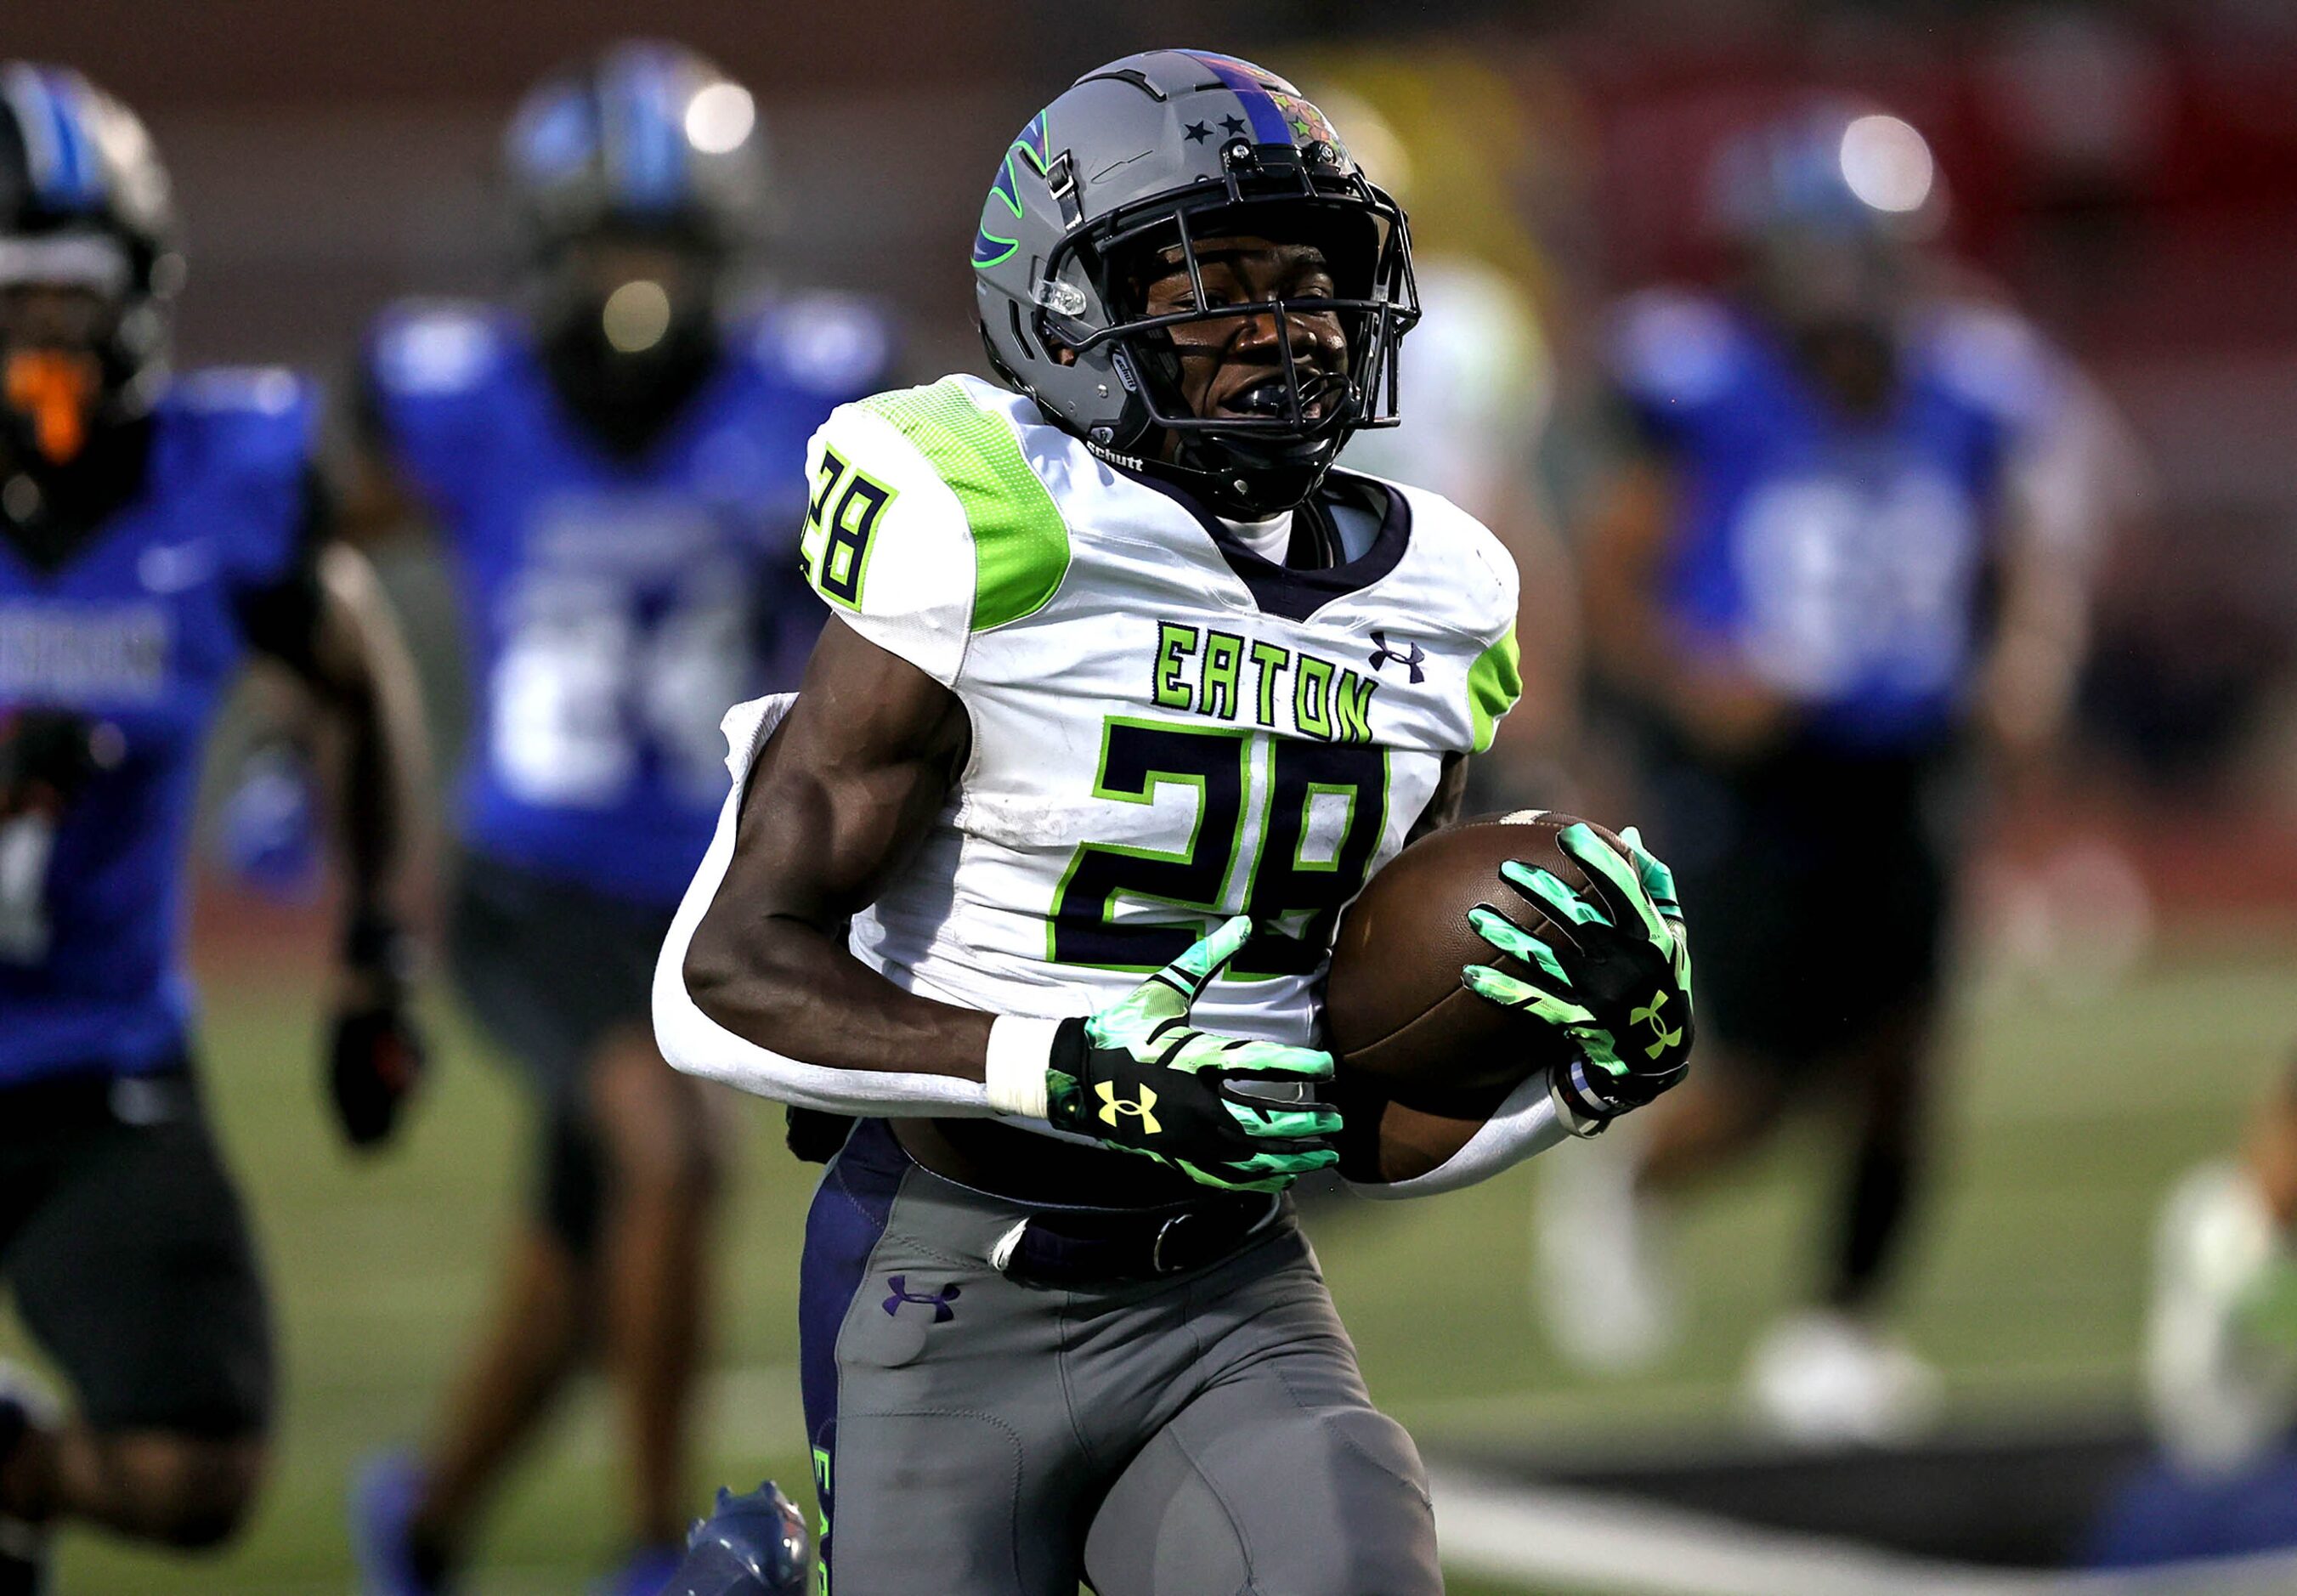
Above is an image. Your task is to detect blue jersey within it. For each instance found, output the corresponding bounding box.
[1612,291,2058,750]
[365,297,887,905]
[0,371,315,1086]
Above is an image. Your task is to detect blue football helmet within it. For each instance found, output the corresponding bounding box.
[0,63,180,461]
[504,40,769,261]
[502,41,770,423]
[1706,100,1946,362]
[1706,99,1943,244]
[662,1480,810,1596]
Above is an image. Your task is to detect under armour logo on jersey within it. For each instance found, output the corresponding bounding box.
[1095,1081,1162,1134]
[1632,990,1683,1059]
[882,1276,961,1322]
[1366,630,1427,684]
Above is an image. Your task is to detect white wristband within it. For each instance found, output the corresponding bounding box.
[984,1015,1063,1119]
[1547,1058,1615,1139]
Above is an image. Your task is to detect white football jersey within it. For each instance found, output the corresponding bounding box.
[775,373,1521,1052]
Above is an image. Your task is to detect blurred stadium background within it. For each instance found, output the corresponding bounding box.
[8,0,2297,1590]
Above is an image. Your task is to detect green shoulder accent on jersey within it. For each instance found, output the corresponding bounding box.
[1468,623,1523,754]
[858,381,1071,631]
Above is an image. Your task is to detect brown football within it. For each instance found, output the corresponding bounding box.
[1325,810,1627,1184]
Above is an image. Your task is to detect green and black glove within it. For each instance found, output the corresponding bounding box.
[987,916,1340,1192]
[1462,823,1694,1130]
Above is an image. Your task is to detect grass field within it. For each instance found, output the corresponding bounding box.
[7,917,2294,1594]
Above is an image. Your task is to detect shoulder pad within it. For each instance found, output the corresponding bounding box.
[169,366,310,419]
[160,368,316,481]
[367,301,508,398]
[798,377,1072,686]
[1610,288,1740,409]
[1393,480,1519,642]
[750,293,896,398]
[158,369,317,586]
[1926,303,2060,431]
[1371,479,1520,754]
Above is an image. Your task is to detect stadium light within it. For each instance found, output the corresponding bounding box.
[1838,113,1934,214]
[684,82,755,156]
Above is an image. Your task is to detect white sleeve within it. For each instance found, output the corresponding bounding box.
[650,690,999,1117]
[1345,1069,1570,1200]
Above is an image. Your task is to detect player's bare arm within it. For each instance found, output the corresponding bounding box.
[331,429,422,548]
[1975,471,2090,774]
[673,610,1340,1193]
[291,546,428,932]
[242,534,433,1143]
[1581,445,1792,758]
[1578,451,1673,703]
[684,616,987,1078]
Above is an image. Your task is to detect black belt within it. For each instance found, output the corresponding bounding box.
[989,1192,1285,1289]
[0,1062,196,1133]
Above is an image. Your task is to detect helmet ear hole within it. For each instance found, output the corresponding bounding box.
[1006,301,1038,363]
[978,317,1020,388]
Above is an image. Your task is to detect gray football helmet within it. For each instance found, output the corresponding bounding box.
[973,50,1417,517]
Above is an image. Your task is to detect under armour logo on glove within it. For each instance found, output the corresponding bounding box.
[1366,629,1427,683]
[882,1276,961,1323]
[1632,990,1683,1058]
[1095,1080,1161,1133]
[1462,822,1696,1124]
[1042,915,1340,1193]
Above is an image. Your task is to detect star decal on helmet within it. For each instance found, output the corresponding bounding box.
[1270,92,1340,150]
[1184,121,1212,144]
[1219,114,1248,138]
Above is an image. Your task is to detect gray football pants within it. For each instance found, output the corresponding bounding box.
[799,1119,1440,1595]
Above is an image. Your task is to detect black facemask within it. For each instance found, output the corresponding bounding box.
[536,291,722,457]
[1089,202,1405,519]
[1158,410,1354,520]
[0,406,153,569]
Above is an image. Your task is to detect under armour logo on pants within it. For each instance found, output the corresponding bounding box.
[882,1276,961,1322]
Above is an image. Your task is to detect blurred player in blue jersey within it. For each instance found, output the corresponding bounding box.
[1547,104,2090,1439]
[0,64,430,1593]
[342,42,890,1595]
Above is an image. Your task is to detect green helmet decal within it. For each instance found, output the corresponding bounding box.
[973,108,1050,269]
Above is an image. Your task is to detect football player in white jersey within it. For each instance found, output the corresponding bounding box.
[2145,1054,2297,1476]
[653,51,1694,1593]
